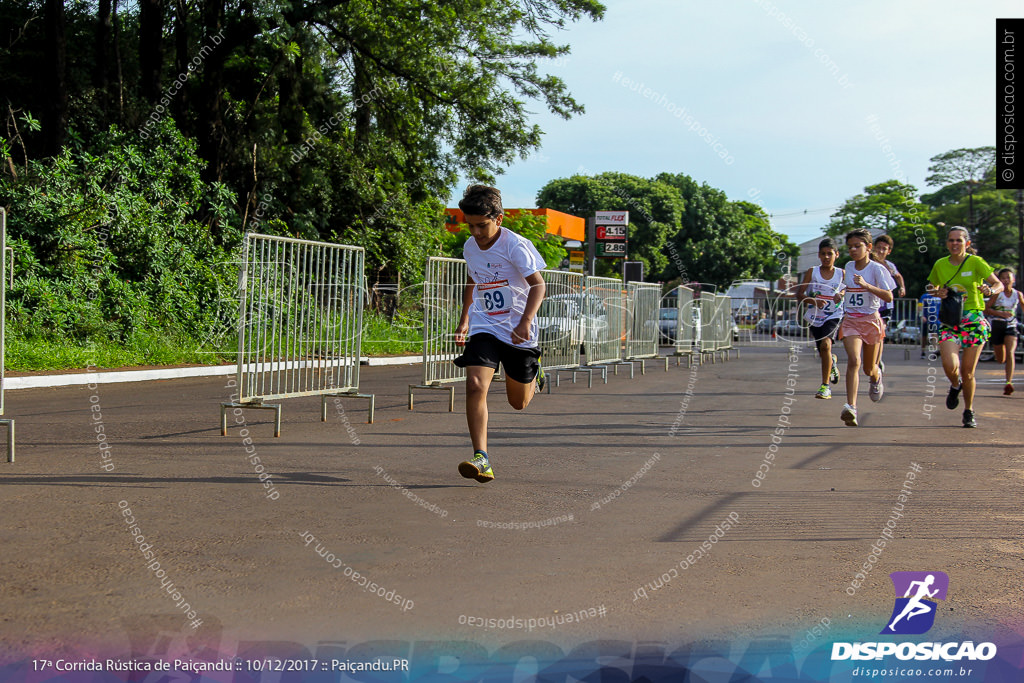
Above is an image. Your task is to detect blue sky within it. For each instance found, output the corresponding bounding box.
[458,1,1013,246]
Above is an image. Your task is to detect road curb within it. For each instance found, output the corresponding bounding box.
[5,355,423,390]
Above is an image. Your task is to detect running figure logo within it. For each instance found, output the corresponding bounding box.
[881,571,949,635]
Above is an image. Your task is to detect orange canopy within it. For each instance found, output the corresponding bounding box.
[444,208,585,241]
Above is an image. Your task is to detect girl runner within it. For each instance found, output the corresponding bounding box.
[984,268,1023,396]
[835,229,895,426]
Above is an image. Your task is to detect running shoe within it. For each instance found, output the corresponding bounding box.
[869,375,884,402]
[878,359,885,374]
[840,403,858,426]
[815,384,832,400]
[962,409,977,428]
[945,383,962,410]
[1005,383,1014,396]
[535,362,546,393]
[458,452,494,483]
[829,354,840,384]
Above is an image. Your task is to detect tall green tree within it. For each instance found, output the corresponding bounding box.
[825,180,938,295]
[656,172,795,288]
[537,172,682,278]
[922,149,1016,266]
[1,0,604,280]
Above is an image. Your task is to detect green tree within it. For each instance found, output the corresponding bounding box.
[537,172,683,278]
[825,180,938,295]
[1,0,606,284]
[922,150,1016,266]
[656,173,796,288]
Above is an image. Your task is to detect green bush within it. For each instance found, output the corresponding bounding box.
[1,119,242,363]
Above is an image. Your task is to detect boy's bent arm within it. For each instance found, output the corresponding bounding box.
[521,272,546,323]
[511,272,546,344]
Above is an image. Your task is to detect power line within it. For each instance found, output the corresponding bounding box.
[767,206,840,219]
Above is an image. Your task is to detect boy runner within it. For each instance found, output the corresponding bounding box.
[453,185,546,483]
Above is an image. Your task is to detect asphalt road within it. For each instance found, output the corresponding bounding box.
[0,342,1020,667]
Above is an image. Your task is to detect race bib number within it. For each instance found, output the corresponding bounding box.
[813,290,835,316]
[476,280,512,317]
[845,290,866,309]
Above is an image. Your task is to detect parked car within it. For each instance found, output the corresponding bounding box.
[536,297,582,349]
[774,319,805,336]
[656,307,679,344]
[754,318,773,334]
[730,317,740,341]
[542,294,608,352]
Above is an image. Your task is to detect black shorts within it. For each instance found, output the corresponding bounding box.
[990,318,1019,345]
[453,332,541,383]
[880,309,892,321]
[810,317,841,344]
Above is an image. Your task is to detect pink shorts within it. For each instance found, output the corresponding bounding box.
[839,314,885,345]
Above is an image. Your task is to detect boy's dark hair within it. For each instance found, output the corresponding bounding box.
[458,184,503,219]
[996,267,1014,277]
[874,234,894,248]
[818,238,838,251]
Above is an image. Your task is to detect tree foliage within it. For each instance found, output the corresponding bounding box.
[921,149,1016,266]
[537,172,796,286]
[825,180,938,295]
[0,0,604,355]
[1,0,604,278]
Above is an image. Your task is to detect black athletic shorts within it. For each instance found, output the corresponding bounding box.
[810,317,841,344]
[990,318,1019,345]
[453,332,541,383]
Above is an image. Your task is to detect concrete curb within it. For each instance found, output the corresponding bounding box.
[5,355,423,390]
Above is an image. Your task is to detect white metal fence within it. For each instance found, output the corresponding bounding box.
[583,276,627,371]
[624,282,664,373]
[672,285,697,363]
[408,257,469,411]
[220,233,374,436]
[537,270,593,387]
[0,208,12,462]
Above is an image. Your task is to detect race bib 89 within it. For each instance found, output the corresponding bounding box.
[476,280,513,317]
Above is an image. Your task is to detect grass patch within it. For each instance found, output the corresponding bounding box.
[6,332,235,372]
[6,310,422,372]
[360,309,423,356]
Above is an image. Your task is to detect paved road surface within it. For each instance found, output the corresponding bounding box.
[0,344,1020,664]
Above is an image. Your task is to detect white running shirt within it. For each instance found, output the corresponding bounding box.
[463,227,546,348]
[804,265,845,325]
[842,260,895,317]
[879,259,901,313]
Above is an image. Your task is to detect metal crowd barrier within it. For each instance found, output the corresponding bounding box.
[0,208,12,462]
[624,282,665,373]
[583,276,628,379]
[537,270,593,389]
[714,293,735,360]
[699,292,717,361]
[408,256,468,411]
[672,285,697,365]
[220,233,374,436]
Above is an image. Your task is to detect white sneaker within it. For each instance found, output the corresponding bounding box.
[869,375,884,402]
[841,403,858,426]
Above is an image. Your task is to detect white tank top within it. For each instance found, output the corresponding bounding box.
[989,289,1020,319]
[804,266,845,324]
